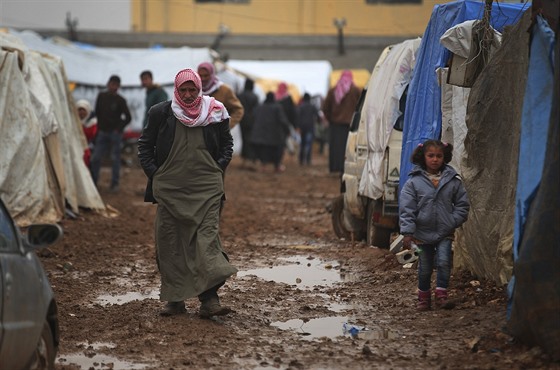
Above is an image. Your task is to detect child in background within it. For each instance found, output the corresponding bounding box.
[399,140,470,311]
[76,99,97,168]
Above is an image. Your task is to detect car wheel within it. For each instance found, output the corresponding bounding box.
[27,321,55,370]
[366,200,392,248]
[331,195,352,240]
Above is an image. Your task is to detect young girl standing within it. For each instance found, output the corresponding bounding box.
[399,140,470,310]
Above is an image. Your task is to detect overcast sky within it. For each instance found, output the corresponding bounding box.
[0,0,130,31]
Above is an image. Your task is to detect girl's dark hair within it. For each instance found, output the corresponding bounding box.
[410,140,453,169]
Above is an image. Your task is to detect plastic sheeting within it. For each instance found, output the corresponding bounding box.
[358,38,421,200]
[512,16,555,263]
[10,30,334,133]
[438,19,502,176]
[455,9,531,284]
[0,32,105,226]
[399,0,528,190]
[9,30,213,132]
[507,15,559,359]
[439,20,502,59]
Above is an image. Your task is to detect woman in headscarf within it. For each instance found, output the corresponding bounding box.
[138,68,237,318]
[322,70,361,173]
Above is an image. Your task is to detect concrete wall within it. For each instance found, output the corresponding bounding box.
[36,29,412,70]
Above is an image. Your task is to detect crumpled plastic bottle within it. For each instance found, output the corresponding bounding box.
[342,322,363,336]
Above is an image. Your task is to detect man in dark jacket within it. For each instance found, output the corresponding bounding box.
[91,75,132,192]
[140,70,168,128]
[296,93,321,165]
[250,92,291,173]
[137,69,236,319]
[237,78,259,167]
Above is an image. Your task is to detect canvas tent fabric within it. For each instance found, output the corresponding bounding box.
[453,9,531,285]
[0,32,105,226]
[439,20,502,59]
[437,67,470,174]
[399,0,528,191]
[10,29,214,132]
[358,38,421,200]
[13,30,212,88]
[437,19,503,176]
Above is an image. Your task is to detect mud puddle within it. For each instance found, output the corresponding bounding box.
[237,255,349,288]
[272,316,401,341]
[94,289,159,306]
[58,342,152,369]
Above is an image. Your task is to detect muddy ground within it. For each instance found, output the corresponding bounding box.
[39,146,557,370]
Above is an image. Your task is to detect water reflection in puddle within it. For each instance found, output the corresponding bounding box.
[95,290,159,306]
[237,256,346,288]
[58,353,150,369]
[272,316,400,341]
[77,342,117,350]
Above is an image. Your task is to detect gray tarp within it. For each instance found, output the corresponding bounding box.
[454,11,531,284]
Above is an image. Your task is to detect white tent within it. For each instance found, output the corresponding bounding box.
[358,38,421,200]
[0,32,105,226]
[10,30,214,132]
[7,30,333,157]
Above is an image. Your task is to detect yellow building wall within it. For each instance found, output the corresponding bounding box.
[131,0,450,36]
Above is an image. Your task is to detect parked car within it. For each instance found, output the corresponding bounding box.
[331,38,421,248]
[0,198,62,370]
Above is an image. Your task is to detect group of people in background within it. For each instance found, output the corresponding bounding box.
[78,65,360,188]
[74,65,367,318]
[77,71,168,193]
[238,72,361,174]
[75,65,469,318]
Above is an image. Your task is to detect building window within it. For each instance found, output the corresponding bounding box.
[366,0,422,4]
[196,0,250,3]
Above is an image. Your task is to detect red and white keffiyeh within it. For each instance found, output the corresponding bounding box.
[334,69,354,105]
[171,68,229,127]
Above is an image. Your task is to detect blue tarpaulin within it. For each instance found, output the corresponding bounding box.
[512,15,555,264]
[399,0,528,188]
[508,15,559,358]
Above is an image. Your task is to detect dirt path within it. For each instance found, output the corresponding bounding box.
[40,148,556,370]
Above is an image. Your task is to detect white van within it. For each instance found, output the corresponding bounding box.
[331,38,421,248]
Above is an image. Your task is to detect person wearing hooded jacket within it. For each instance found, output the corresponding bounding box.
[399,140,470,311]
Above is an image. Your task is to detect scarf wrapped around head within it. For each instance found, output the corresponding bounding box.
[171,68,229,127]
[334,70,354,104]
[198,62,222,95]
[275,82,289,101]
[76,99,96,127]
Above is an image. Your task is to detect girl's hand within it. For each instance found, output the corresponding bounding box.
[403,235,413,249]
